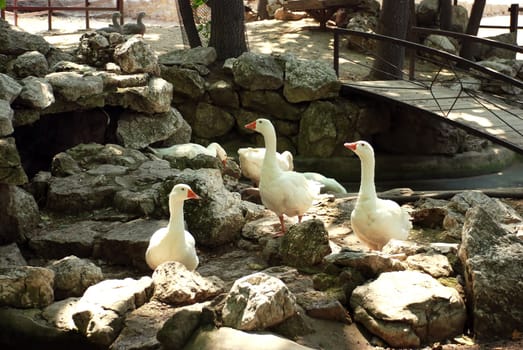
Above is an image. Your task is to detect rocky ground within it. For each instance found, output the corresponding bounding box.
[2,11,523,350]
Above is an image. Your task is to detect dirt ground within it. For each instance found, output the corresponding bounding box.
[3,11,523,350]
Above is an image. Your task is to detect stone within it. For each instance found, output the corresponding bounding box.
[190,102,235,139]
[116,108,184,149]
[0,184,39,244]
[350,270,466,347]
[0,242,27,266]
[158,46,217,66]
[279,219,332,268]
[0,22,50,55]
[73,277,153,347]
[12,108,40,127]
[114,36,160,75]
[232,52,284,91]
[458,206,523,341]
[156,304,206,350]
[295,290,351,324]
[76,31,125,67]
[29,220,117,259]
[222,272,297,331]
[45,71,104,102]
[0,266,55,308]
[12,50,49,78]
[106,76,173,113]
[111,300,180,350]
[173,169,246,247]
[283,58,340,103]
[162,65,206,100]
[423,35,459,55]
[298,100,354,157]
[184,326,315,350]
[47,255,104,300]
[324,249,406,278]
[93,219,166,269]
[0,73,23,103]
[208,80,240,109]
[405,252,453,278]
[240,90,302,121]
[15,76,55,110]
[152,261,225,305]
[0,99,14,136]
[0,303,88,348]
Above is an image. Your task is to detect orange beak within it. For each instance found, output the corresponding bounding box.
[187,189,200,199]
[245,121,256,130]
[344,142,357,151]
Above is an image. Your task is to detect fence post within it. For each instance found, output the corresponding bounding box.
[509,3,518,41]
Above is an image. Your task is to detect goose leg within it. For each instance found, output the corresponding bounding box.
[274,215,286,237]
[298,215,303,223]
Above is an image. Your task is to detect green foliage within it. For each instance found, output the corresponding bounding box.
[191,0,207,9]
[0,0,6,10]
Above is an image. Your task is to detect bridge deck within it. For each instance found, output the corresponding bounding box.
[341,80,523,154]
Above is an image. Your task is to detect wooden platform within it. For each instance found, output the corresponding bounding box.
[341,80,523,155]
[283,0,353,29]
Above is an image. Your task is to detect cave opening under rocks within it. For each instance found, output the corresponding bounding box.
[13,107,124,178]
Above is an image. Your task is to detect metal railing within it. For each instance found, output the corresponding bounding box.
[331,26,523,89]
[0,0,124,30]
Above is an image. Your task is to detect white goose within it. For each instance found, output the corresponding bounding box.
[145,184,200,271]
[345,141,412,250]
[148,142,227,165]
[245,118,319,235]
[238,147,293,186]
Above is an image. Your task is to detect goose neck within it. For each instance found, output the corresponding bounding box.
[358,155,377,200]
[261,129,280,173]
[167,198,186,243]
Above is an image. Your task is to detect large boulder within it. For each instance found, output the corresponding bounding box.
[12,50,49,78]
[350,270,466,347]
[0,184,39,244]
[222,272,297,331]
[279,219,332,267]
[73,277,153,347]
[114,36,160,75]
[232,52,284,91]
[458,206,523,341]
[152,261,225,305]
[0,73,23,103]
[0,19,50,55]
[106,76,173,113]
[283,58,340,103]
[15,76,55,110]
[116,108,186,149]
[0,138,27,185]
[0,266,55,308]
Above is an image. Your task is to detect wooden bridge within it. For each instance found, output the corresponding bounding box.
[331,27,523,155]
[341,80,523,154]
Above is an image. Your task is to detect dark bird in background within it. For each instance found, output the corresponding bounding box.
[96,12,121,33]
[122,12,146,35]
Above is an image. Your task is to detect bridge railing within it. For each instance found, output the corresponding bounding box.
[0,0,124,31]
[331,26,523,90]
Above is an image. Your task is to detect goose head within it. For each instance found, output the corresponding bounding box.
[208,142,228,165]
[344,140,374,162]
[169,184,200,203]
[137,12,146,21]
[245,118,274,137]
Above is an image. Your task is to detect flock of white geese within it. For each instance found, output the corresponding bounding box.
[145,118,412,271]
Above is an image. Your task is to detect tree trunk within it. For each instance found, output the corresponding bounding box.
[439,0,452,30]
[369,0,410,80]
[209,0,248,60]
[460,0,486,61]
[257,0,269,20]
[178,0,202,48]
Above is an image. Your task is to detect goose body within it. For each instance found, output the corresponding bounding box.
[345,141,411,250]
[245,118,319,235]
[238,147,293,185]
[96,12,121,33]
[122,12,146,35]
[149,142,227,164]
[145,184,200,271]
